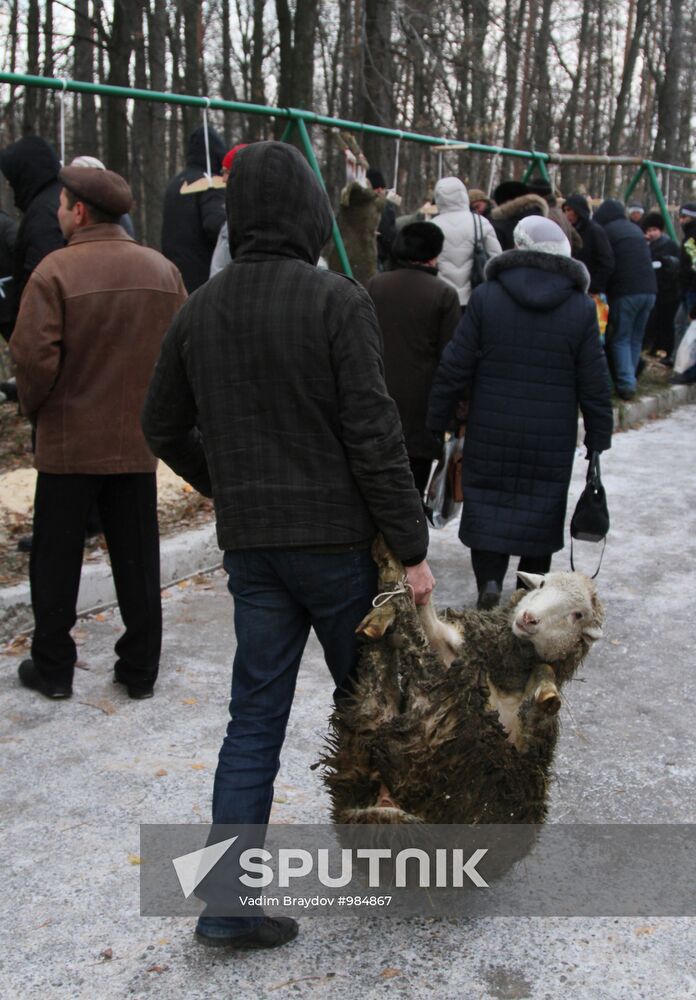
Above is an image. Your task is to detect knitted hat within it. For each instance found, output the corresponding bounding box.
[642,211,665,231]
[367,168,387,190]
[222,144,248,172]
[392,221,444,262]
[513,216,571,256]
[627,202,645,216]
[70,155,106,170]
[493,180,528,205]
[59,165,133,216]
[679,202,696,219]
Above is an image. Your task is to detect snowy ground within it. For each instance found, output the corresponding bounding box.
[1,405,695,1000]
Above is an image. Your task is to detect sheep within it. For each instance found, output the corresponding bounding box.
[320,536,603,826]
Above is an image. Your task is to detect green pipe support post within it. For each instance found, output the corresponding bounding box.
[644,162,677,241]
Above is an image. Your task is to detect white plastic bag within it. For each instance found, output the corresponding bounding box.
[425,436,463,529]
[674,320,696,375]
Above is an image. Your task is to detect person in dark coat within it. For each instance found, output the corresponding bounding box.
[641,212,681,356]
[161,125,227,292]
[593,198,657,399]
[366,167,397,270]
[490,180,548,250]
[427,216,613,609]
[562,194,615,295]
[677,202,696,311]
[365,221,460,494]
[142,141,433,949]
[0,209,18,343]
[0,135,64,329]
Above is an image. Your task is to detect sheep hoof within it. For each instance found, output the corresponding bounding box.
[356,605,395,640]
[535,687,561,715]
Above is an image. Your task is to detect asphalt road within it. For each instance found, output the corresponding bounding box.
[1,404,695,1000]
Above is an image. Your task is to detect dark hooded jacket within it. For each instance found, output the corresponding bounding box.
[427,249,613,556]
[143,141,428,564]
[593,199,657,301]
[564,194,615,295]
[0,135,64,326]
[160,126,227,293]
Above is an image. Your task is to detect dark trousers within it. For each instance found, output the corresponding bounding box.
[197,546,377,936]
[470,549,552,592]
[30,472,161,689]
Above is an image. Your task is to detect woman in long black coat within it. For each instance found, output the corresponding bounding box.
[427,216,613,608]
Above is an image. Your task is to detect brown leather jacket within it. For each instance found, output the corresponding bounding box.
[10,224,187,473]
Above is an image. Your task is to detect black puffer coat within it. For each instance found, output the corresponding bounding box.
[593,199,657,302]
[143,142,428,565]
[427,250,613,556]
[0,135,64,320]
[161,126,227,293]
[564,194,615,294]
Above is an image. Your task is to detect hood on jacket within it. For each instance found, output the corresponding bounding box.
[434,176,470,214]
[0,135,60,212]
[564,194,591,221]
[485,249,590,310]
[186,125,226,174]
[491,192,548,222]
[593,199,627,227]
[227,141,333,264]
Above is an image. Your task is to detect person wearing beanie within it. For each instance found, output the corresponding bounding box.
[365,221,460,494]
[366,166,397,270]
[627,202,645,226]
[594,198,657,398]
[161,124,227,292]
[432,176,502,307]
[9,165,187,702]
[641,212,680,356]
[209,143,248,277]
[427,215,612,610]
[563,193,615,294]
[490,179,548,250]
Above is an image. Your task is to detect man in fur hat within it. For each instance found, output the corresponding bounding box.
[10,166,187,701]
[490,180,548,250]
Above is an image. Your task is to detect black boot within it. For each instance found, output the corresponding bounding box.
[18,658,72,699]
[477,580,501,611]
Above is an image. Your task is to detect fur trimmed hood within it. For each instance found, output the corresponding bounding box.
[485,248,591,308]
[491,192,549,222]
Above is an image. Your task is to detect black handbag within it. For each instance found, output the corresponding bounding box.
[469,213,490,289]
[570,452,609,576]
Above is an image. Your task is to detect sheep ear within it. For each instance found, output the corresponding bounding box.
[518,572,545,590]
[583,625,603,640]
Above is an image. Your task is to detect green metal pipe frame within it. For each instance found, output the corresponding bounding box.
[1,71,694,260]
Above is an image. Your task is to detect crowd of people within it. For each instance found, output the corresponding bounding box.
[0,129,694,950]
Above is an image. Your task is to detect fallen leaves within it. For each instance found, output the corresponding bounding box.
[128,853,141,866]
[146,964,169,974]
[190,763,206,771]
[154,768,168,777]
[101,947,113,960]
[77,698,118,716]
[379,969,401,979]
[181,697,197,706]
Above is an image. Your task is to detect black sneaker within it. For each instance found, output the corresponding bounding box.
[477,580,501,611]
[18,658,72,699]
[195,916,299,950]
[113,673,154,700]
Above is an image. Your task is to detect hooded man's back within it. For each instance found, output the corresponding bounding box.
[160,125,227,292]
[0,135,64,319]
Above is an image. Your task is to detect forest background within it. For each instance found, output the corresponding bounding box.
[0,0,694,249]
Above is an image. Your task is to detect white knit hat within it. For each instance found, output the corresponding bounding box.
[70,155,106,170]
[513,216,571,257]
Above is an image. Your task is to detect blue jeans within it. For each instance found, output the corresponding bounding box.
[196,546,377,938]
[609,293,656,393]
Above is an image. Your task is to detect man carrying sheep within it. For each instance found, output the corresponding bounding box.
[142,141,433,950]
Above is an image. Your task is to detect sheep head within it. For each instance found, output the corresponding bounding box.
[511,571,604,667]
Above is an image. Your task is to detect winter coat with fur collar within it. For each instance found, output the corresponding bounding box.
[427,249,613,556]
[491,193,548,251]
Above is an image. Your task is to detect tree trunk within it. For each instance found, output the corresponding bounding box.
[360,0,393,170]
[652,0,683,167]
[146,0,168,247]
[106,0,138,177]
[74,0,99,154]
[275,0,319,139]
[23,0,41,133]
